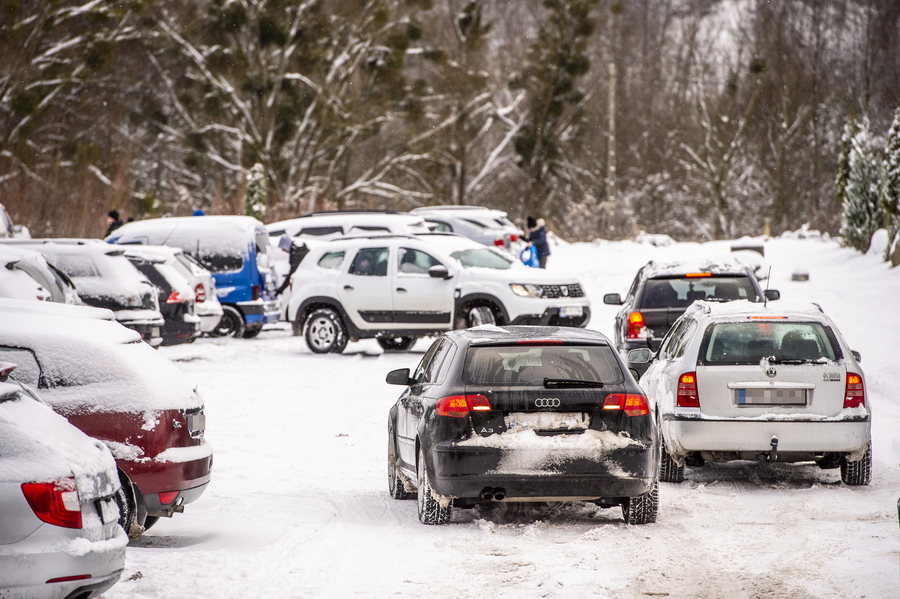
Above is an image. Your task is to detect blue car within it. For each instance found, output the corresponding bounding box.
[107,215,280,338]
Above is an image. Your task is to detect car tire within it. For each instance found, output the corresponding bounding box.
[622,481,658,525]
[659,440,684,483]
[304,308,348,354]
[467,305,495,327]
[388,421,414,500]
[242,325,262,339]
[114,470,142,539]
[840,442,872,486]
[378,336,416,352]
[417,446,451,525]
[211,305,245,338]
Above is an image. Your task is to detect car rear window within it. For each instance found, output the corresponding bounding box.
[700,321,841,365]
[463,345,624,386]
[640,276,759,309]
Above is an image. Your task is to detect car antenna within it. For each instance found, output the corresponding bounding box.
[763,267,772,308]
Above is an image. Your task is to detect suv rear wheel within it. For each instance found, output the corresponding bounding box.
[659,440,685,483]
[304,307,348,354]
[211,305,245,338]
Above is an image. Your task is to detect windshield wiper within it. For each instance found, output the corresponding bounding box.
[543,377,604,388]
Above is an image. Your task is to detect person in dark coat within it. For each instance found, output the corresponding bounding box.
[523,216,550,268]
[105,210,124,237]
[276,235,310,295]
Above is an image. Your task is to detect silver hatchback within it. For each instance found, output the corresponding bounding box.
[635,300,871,485]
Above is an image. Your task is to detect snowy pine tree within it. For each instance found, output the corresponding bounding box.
[881,107,900,261]
[840,118,885,253]
[835,119,856,215]
[244,164,268,221]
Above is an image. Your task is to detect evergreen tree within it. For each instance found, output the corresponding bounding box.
[840,118,885,252]
[881,107,900,259]
[244,163,268,221]
[834,118,856,217]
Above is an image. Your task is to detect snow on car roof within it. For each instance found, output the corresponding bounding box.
[687,299,830,321]
[642,256,753,278]
[457,325,609,345]
[107,216,264,257]
[411,205,510,217]
[0,381,119,489]
[0,297,114,320]
[0,311,199,412]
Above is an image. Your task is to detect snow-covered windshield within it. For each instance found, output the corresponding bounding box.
[464,345,623,385]
[700,321,841,365]
[450,248,512,269]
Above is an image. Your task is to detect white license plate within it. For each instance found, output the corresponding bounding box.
[559,306,583,317]
[505,412,590,432]
[735,388,807,406]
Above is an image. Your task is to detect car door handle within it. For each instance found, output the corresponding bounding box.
[396,287,407,293]
[344,285,354,291]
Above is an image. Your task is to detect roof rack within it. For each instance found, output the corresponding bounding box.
[295,209,406,217]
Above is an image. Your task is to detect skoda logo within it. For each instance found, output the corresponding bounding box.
[535,398,561,408]
[766,367,777,378]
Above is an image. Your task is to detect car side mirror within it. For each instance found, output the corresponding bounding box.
[764,289,780,300]
[851,350,861,363]
[428,265,451,279]
[386,368,411,386]
[603,293,623,305]
[627,348,652,364]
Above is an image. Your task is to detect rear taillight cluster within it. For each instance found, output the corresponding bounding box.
[166,291,188,304]
[493,238,505,247]
[843,373,865,408]
[676,372,700,408]
[21,478,82,529]
[251,284,261,301]
[626,311,646,339]
[194,283,206,303]
[436,394,491,417]
[602,393,650,416]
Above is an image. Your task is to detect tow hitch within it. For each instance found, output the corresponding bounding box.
[756,436,779,463]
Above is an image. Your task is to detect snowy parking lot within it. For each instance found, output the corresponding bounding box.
[106,235,899,599]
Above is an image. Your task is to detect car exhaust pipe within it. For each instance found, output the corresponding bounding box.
[480,487,507,501]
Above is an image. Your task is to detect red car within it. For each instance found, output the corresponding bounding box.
[0,301,212,538]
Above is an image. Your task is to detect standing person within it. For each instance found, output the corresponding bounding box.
[275,235,310,295]
[105,210,123,237]
[524,216,551,268]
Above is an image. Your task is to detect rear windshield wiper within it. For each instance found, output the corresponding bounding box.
[543,377,604,388]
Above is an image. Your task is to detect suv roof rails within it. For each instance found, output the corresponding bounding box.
[297,209,406,217]
[331,233,417,242]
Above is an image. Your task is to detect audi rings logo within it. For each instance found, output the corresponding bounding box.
[534,398,561,408]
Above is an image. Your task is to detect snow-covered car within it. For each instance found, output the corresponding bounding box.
[0,305,213,538]
[0,363,126,599]
[385,326,660,525]
[285,234,590,353]
[106,216,279,338]
[123,245,223,336]
[124,247,202,345]
[633,300,871,485]
[0,249,51,301]
[410,205,524,252]
[603,258,780,376]
[0,239,165,347]
[0,245,79,304]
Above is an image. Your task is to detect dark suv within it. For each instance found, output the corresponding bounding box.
[603,258,779,376]
[386,326,659,525]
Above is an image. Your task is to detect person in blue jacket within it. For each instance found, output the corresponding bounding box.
[524,216,550,268]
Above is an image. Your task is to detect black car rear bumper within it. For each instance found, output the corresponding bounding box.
[426,439,656,500]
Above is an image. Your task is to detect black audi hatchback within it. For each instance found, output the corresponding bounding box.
[386,326,660,525]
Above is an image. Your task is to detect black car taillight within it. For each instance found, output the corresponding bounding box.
[436,394,491,417]
[627,311,646,339]
[602,393,650,416]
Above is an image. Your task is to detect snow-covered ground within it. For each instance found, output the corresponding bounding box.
[105,235,900,599]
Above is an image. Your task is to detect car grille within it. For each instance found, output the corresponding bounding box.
[541,284,584,298]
